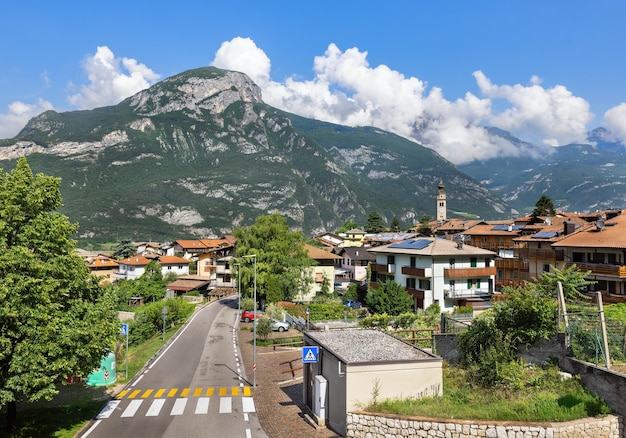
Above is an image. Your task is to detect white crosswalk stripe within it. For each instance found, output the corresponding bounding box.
[195,397,210,414]
[121,400,143,417]
[170,398,187,415]
[219,397,232,414]
[146,399,166,416]
[95,396,251,419]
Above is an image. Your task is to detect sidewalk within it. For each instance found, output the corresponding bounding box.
[238,325,341,438]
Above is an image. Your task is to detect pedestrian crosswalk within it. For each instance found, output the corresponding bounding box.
[96,387,256,419]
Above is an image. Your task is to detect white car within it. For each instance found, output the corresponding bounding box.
[271,318,290,332]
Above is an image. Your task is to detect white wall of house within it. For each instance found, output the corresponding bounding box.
[160,263,189,277]
[115,264,146,281]
[372,252,494,312]
[299,264,335,302]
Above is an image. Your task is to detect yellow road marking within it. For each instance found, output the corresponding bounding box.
[219,387,227,396]
[180,388,190,397]
[155,388,166,398]
[167,388,178,397]
[128,389,141,399]
[206,387,215,396]
[243,386,251,396]
[193,388,203,397]
[141,389,153,399]
[232,387,240,396]
[117,389,130,399]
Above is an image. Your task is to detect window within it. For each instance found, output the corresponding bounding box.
[406,278,416,289]
[470,257,477,267]
[467,279,472,289]
[485,258,491,267]
[476,279,481,288]
[419,279,431,289]
[410,256,416,268]
[387,255,395,265]
[449,280,455,291]
[572,252,584,263]
[543,264,550,272]
[449,258,455,267]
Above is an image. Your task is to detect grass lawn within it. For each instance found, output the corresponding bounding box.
[368,362,612,422]
[0,325,182,438]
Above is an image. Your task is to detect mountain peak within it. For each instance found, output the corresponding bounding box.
[127,67,263,118]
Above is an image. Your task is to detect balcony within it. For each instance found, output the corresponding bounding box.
[444,266,496,278]
[565,262,626,277]
[371,263,396,273]
[405,288,425,300]
[445,288,491,299]
[401,266,432,277]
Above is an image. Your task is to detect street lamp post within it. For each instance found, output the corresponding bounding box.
[242,254,257,387]
[161,306,168,341]
[234,262,241,312]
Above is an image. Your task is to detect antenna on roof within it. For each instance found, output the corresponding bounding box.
[596,218,605,231]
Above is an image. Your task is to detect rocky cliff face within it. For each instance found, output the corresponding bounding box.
[0,67,509,243]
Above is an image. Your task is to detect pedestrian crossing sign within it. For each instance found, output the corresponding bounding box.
[302,346,319,363]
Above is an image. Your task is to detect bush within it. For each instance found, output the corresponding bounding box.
[256,317,273,341]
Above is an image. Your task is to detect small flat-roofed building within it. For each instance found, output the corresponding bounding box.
[303,328,442,437]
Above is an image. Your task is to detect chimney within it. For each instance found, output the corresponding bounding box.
[563,219,575,235]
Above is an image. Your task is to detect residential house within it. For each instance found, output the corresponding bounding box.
[136,241,161,255]
[84,254,119,285]
[115,255,190,281]
[341,228,367,247]
[513,215,592,281]
[552,209,626,301]
[368,237,497,312]
[332,246,376,283]
[313,231,345,249]
[298,244,342,302]
[430,219,484,239]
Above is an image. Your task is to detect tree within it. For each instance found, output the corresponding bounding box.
[535,264,594,301]
[113,239,136,259]
[336,220,360,234]
[234,213,313,303]
[0,158,119,433]
[531,194,556,218]
[365,280,413,315]
[418,215,433,236]
[256,317,273,341]
[390,216,401,232]
[364,211,385,233]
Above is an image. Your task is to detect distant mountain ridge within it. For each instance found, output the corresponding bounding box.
[0,67,509,244]
[458,127,626,215]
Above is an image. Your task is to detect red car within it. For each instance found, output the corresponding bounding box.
[241,310,264,323]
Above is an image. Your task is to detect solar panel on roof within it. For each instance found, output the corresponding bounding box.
[491,225,524,231]
[389,239,432,250]
[532,231,558,238]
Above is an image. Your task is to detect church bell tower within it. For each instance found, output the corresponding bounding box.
[436,178,446,222]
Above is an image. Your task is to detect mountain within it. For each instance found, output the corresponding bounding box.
[458,127,626,215]
[0,67,510,244]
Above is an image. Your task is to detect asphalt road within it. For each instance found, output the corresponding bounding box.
[79,297,267,438]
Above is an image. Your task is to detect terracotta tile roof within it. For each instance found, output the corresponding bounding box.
[118,255,151,266]
[461,223,523,236]
[432,219,484,232]
[158,255,190,265]
[552,210,626,249]
[85,255,119,268]
[304,244,342,260]
[174,239,209,249]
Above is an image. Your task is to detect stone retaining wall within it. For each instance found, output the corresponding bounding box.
[346,412,623,438]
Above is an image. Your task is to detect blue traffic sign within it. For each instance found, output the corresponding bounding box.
[302,346,319,363]
[120,323,128,336]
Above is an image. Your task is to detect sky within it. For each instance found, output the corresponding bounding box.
[2,1,626,165]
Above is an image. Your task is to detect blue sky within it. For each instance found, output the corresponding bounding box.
[2,1,626,164]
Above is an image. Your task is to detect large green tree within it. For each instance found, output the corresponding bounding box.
[364,211,386,233]
[0,158,119,433]
[234,213,313,303]
[531,194,556,218]
[365,280,413,315]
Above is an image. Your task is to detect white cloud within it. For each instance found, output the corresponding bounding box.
[211,38,595,164]
[212,37,271,87]
[603,103,626,142]
[0,99,54,139]
[67,46,161,109]
[474,71,594,147]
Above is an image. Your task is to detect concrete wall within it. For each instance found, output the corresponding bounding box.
[346,412,623,438]
[433,333,626,417]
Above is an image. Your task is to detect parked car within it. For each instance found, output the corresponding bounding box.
[344,299,362,309]
[241,310,264,322]
[270,318,290,332]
